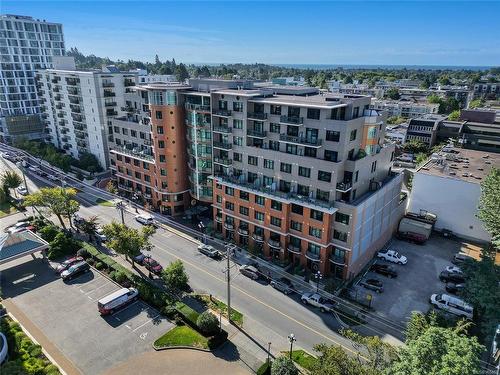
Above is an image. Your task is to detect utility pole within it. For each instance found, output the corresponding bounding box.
[226,243,232,324]
[116,200,125,225]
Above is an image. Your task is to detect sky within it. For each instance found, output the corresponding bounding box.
[2,1,500,67]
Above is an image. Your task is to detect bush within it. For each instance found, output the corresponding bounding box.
[257,361,272,375]
[175,302,200,328]
[39,225,60,243]
[76,248,90,259]
[22,356,46,374]
[114,271,128,285]
[207,329,228,350]
[161,260,189,292]
[44,364,60,374]
[271,356,298,375]
[162,305,178,320]
[196,311,219,336]
[95,262,104,270]
[48,232,78,260]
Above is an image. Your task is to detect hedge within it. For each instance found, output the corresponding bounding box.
[257,361,271,375]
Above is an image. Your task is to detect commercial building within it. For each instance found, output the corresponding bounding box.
[409,147,498,243]
[473,82,499,100]
[370,99,439,119]
[0,14,65,143]
[131,69,176,84]
[405,114,447,146]
[109,79,404,279]
[36,59,137,168]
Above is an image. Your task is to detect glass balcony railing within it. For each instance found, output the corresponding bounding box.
[111,146,154,162]
[247,112,268,120]
[185,103,211,112]
[213,157,232,166]
[213,109,232,117]
[279,134,322,147]
[279,115,303,125]
[213,142,232,150]
[213,126,232,134]
[336,181,352,192]
[247,129,267,138]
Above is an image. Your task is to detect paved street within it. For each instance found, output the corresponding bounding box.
[0,145,396,368]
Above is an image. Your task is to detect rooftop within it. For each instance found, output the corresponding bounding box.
[135,82,191,91]
[249,93,354,109]
[417,146,500,183]
[0,230,49,265]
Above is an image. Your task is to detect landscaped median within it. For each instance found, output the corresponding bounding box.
[194,294,244,326]
[153,325,209,350]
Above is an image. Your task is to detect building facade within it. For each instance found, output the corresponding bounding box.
[0,14,65,143]
[404,115,446,146]
[108,79,404,279]
[36,62,137,168]
[370,99,439,119]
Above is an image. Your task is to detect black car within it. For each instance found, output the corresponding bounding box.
[270,277,294,294]
[445,282,465,294]
[360,279,384,293]
[61,261,90,280]
[439,270,465,284]
[370,264,398,278]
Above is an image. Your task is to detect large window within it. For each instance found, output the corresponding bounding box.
[239,206,249,216]
[225,201,234,211]
[326,130,340,142]
[307,108,320,120]
[309,226,322,238]
[350,129,357,141]
[333,230,348,242]
[240,191,249,201]
[233,119,243,129]
[150,91,163,105]
[270,105,281,115]
[264,159,274,169]
[233,102,243,112]
[248,156,258,166]
[318,170,331,182]
[310,209,323,222]
[291,204,303,215]
[269,123,281,133]
[324,150,338,162]
[255,195,265,206]
[271,200,282,211]
[290,221,302,232]
[280,162,292,173]
[335,212,350,225]
[270,216,282,227]
[254,211,264,221]
[166,91,177,105]
[298,166,311,178]
[225,186,234,196]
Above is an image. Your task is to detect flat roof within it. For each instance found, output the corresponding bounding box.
[135,83,191,90]
[417,147,500,183]
[249,94,349,109]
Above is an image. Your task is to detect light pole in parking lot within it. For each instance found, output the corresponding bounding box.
[314,271,323,292]
[287,333,296,359]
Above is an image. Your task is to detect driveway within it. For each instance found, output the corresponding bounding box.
[0,255,173,375]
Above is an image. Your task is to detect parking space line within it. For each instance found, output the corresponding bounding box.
[111,300,141,322]
[132,314,160,332]
[73,273,103,286]
[83,281,111,295]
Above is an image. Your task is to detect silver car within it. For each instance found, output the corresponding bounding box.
[197,244,221,259]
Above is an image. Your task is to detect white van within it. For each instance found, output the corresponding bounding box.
[430,293,473,319]
[98,288,138,315]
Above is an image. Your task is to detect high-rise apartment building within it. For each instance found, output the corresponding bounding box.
[0,14,64,143]
[36,60,137,168]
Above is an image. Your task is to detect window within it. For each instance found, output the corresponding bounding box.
[233,102,243,112]
[233,152,242,162]
[116,154,122,161]
[239,206,249,216]
[135,171,141,179]
[304,147,317,158]
[290,221,302,232]
[286,144,298,155]
[310,209,323,222]
[270,105,281,115]
[335,212,350,225]
[225,201,234,211]
[291,204,303,215]
[280,162,292,173]
[131,130,137,138]
[216,195,222,204]
[297,184,309,196]
[298,166,311,178]
[134,159,140,167]
[318,170,331,182]
[371,161,377,173]
[264,159,274,169]
[316,189,330,202]
[309,226,322,238]
[324,150,338,162]
[255,195,265,206]
[225,186,234,196]
[233,119,243,129]
[155,110,162,119]
[367,126,377,139]
[233,136,243,146]
[270,216,281,227]
[269,123,281,133]
[160,168,166,176]
[269,140,280,151]
[307,108,320,120]
[271,200,282,211]
[333,230,348,242]
[254,211,264,221]
[158,140,165,148]
[159,155,166,162]
[353,107,359,118]
[354,170,359,183]
[350,129,357,141]
[326,130,340,142]
[157,126,164,134]
[248,156,258,166]
[240,191,249,201]
[144,175,150,182]
[307,243,321,256]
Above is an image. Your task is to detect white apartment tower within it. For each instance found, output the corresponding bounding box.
[0,14,65,143]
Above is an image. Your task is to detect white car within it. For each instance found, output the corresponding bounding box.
[6,221,31,233]
[377,249,408,265]
[16,185,28,195]
[135,214,154,225]
[445,265,463,274]
[430,293,473,319]
[197,244,221,258]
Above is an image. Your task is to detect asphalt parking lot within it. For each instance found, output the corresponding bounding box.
[0,255,173,375]
[354,235,462,325]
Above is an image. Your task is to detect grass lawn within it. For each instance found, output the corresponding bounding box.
[96,198,115,207]
[197,294,244,326]
[285,349,318,371]
[0,201,18,218]
[154,325,209,349]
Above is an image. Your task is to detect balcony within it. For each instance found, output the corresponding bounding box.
[55,103,63,110]
[247,129,267,138]
[67,87,80,96]
[102,82,115,88]
[305,251,321,262]
[279,134,322,148]
[224,222,235,231]
[111,146,155,162]
[186,118,211,128]
[77,140,87,148]
[330,254,346,265]
[279,115,303,125]
[103,91,116,97]
[267,239,281,249]
[124,79,135,87]
[106,109,118,116]
[336,181,352,192]
[72,114,84,122]
[247,112,268,121]
[213,142,232,150]
[74,123,87,131]
[287,244,301,254]
[53,86,60,93]
[105,101,117,107]
[57,112,65,118]
[75,132,86,140]
[51,78,60,84]
[118,184,134,192]
[237,227,249,236]
[215,214,223,223]
[54,95,61,101]
[70,106,81,114]
[185,103,211,112]
[69,97,80,104]
[212,109,232,117]
[213,157,232,166]
[252,233,264,243]
[66,78,80,86]
[213,126,232,134]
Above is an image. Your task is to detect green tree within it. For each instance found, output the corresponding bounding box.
[447,110,461,121]
[79,215,99,242]
[24,187,80,229]
[311,344,375,375]
[48,232,79,260]
[102,221,155,266]
[271,356,298,375]
[385,88,400,100]
[161,259,189,291]
[175,63,189,82]
[477,167,500,242]
[106,180,118,195]
[469,99,484,109]
[387,116,406,125]
[196,311,219,335]
[402,140,428,154]
[2,170,23,198]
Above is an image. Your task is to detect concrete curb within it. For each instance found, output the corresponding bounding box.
[153,344,212,352]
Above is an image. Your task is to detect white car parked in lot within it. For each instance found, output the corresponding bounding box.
[377,249,408,265]
[430,293,473,319]
[444,265,463,274]
[135,214,155,225]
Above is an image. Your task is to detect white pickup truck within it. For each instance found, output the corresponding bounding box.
[377,249,408,265]
[301,293,336,313]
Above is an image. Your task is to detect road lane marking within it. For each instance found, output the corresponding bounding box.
[13,274,35,284]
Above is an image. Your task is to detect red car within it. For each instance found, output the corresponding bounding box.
[143,257,163,275]
[56,256,84,273]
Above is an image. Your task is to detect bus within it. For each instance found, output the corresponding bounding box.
[98,288,139,315]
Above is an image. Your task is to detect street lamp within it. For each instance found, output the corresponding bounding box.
[198,221,206,243]
[287,334,296,359]
[315,271,323,292]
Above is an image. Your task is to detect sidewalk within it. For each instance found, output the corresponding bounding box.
[3,299,83,375]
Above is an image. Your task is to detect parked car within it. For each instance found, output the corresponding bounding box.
[429,293,473,319]
[61,261,90,280]
[239,265,259,280]
[47,174,59,182]
[1,152,17,162]
[445,282,465,295]
[16,185,28,196]
[6,221,31,233]
[300,293,336,313]
[98,288,138,315]
[56,256,84,273]
[134,252,146,265]
[370,264,398,278]
[377,249,408,264]
[270,277,294,295]
[143,257,163,275]
[27,166,39,174]
[444,265,463,275]
[96,228,107,242]
[359,279,384,293]
[439,270,466,284]
[197,244,221,259]
[452,253,474,265]
[135,214,154,225]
